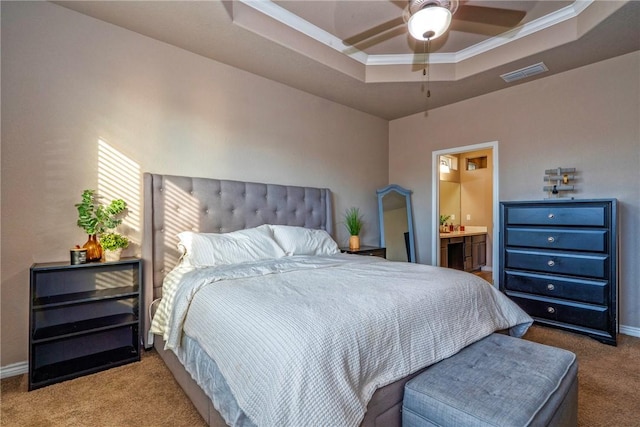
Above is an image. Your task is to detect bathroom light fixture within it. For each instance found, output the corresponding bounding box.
[440,158,450,173]
[408,5,452,41]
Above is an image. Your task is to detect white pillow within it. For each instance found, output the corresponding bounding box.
[177,225,285,267]
[269,225,340,256]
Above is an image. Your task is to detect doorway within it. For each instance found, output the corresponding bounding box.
[431,141,499,287]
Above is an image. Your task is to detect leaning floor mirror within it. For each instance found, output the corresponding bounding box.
[377,184,416,262]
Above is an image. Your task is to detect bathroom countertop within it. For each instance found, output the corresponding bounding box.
[439,227,488,239]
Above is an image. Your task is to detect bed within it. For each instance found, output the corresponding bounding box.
[142,173,532,427]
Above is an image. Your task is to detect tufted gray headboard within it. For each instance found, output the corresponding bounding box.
[142,173,334,347]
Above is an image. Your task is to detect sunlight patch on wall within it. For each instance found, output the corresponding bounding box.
[162,181,201,269]
[97,139,141,250]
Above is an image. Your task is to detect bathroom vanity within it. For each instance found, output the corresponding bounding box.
[440,229,486,272]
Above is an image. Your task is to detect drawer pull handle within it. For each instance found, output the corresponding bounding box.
[547,260,555,267]
[547,236,555,243]
[547,306,556,314]
[547,284,555,291]
[548,213,555,219]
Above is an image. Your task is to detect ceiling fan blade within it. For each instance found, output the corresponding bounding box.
[453,5,526,29]
[343,16,405,46]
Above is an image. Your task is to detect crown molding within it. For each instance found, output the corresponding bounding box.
[238,0,594,67]
[236,0,369,64]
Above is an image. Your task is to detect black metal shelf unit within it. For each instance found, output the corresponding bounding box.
[29,258,142,390]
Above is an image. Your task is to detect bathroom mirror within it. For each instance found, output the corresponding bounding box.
[377,184,415,262]
[439,181,461,226]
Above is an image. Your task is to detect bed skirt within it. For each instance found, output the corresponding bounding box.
[153,334,428,427]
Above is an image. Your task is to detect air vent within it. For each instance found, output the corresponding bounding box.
[500,62,549,83]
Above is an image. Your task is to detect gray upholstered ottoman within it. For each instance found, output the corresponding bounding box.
[403,333,578,427]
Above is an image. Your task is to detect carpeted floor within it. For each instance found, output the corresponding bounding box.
[523,326,640,427]
[2,325,639,426]
[1,349,206,427]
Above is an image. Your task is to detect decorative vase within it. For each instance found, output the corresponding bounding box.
[83,234,102,262]
[349,235,360,250]
[103,248,123,262]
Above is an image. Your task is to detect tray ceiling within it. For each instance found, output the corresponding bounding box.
[54,1,640,120]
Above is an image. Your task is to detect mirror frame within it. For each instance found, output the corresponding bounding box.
[376,184,416,262]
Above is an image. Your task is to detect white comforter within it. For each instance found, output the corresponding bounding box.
[151,255,532,427]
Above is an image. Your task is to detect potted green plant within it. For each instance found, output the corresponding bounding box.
[439,214,451,233]
[99,232,129,262]
[75,189,128,261]
[344,207,364,249]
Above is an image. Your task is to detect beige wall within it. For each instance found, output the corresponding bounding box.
[0,2,388,366]
[390,51,640,331]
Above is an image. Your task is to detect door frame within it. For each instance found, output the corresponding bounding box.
[431,141,499,287]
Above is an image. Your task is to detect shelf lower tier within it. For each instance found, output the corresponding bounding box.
[33,286,138,309]
[29,346,140,390]
[33,314,138,342]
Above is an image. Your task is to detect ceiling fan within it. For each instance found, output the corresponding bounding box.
[404,0,458,40]
[344,0,526,47]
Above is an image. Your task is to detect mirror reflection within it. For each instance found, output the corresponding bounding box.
[439,181,460,227]
[439,154,461,227]
[377,185,415,262]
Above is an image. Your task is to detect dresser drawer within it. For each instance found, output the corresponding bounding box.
[503,270,608,305]
[508,294,608,331]
[504,205,606,227]
[471,234,486,243]
[505,249,608,278]
[505,228,608,252]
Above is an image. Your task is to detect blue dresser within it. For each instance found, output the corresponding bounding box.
[500,199,618,345]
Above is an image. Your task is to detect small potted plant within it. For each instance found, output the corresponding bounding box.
[344,207,364,250]
[99,232,129,262]
[439,214,451,233]
[75,189,128,261]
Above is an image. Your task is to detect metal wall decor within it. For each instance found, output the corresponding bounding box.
[544,167,576,199]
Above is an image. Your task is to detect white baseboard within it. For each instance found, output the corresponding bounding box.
[620,324,640,338]
[0,361,28,379]
[1,324,638,379]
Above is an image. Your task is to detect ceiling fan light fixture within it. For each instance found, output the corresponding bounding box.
[408,6,452,41]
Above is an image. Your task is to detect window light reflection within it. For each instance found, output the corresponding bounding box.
[163,181,201,269]
[96,139,141,291]
[97,138,141,247]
